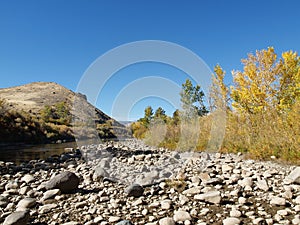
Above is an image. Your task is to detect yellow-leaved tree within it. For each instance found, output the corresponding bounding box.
[228,47,300,160]
[231,47,279,114]
[277,50,300,112]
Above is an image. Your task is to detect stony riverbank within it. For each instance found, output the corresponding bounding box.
[0,139,300,225]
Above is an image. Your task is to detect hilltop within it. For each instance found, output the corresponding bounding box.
[0,82,130,143]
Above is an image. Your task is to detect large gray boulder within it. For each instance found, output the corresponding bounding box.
[45,171,79,193]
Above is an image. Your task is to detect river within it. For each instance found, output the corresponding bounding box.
[0,142,77,164]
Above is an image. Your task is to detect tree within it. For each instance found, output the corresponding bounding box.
[154,107,167,122]
[231,47,279,114]
[180,79,208,119]
[138,106,153,127]
[209,65,229,112]
[172,109,180,125]
[277,50,300,112]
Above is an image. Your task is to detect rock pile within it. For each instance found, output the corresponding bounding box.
[0,139,299,225]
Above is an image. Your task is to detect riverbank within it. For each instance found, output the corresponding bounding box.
[0,139,300,225]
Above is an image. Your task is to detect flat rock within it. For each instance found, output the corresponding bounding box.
[286,167,300,184]
[16,198,36,209]
[108,216,121,223]
[21,174,34,184]
[270,196,286,206]
[3,211,30,225]
[45,171,79,193]
[39,203,58,214]
[41,189,61,201]
[115,220,134,225]
[223,217,240,225]
[194,191,221,204]
[182,187,201,195]
[222,164,233,173]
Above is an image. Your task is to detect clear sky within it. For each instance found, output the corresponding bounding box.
[1,1,300,121]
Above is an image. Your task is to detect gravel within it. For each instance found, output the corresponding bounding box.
[0,139,299,224]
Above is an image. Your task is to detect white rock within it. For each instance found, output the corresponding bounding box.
[286,167,300,184]
[265,218,273,225]
[161,200,172,209]
[253,218,264,224]
[61,222,79,225]
[182,187,201,195]
[194,191,221,204]
[223,217,240,225]
[270,196,286,206]
[41,189,61,201]
[238,197,246,205]
[222,165,233,173]
[294,196,300,204]
[21,174,35,184]
[16,198,36,209]
[159,217,175,225]
[94,216,103,223]
[230,209,242,218]
[292,215,300,225]
[173,211,191,222]
[108,216,120,223]
[19,186,30,195]
[277,209,288,216]
[238,177,253,187]
[256,179,269,191]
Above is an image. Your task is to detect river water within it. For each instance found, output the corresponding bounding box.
[0,142,77,164]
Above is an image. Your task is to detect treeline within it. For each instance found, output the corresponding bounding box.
[131,47,300,162]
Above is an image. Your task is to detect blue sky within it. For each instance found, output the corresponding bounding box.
[1,1,300,121]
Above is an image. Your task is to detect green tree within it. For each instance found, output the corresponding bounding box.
[180,79,208,119]
[172,109,180,125]
[138,106,153,127]
[154,107,167,122]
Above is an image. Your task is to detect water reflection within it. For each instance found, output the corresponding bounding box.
[0,142,77,164]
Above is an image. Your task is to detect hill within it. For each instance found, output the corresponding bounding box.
[0,82,131,143]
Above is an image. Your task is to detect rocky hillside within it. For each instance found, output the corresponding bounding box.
[0,82,130,143]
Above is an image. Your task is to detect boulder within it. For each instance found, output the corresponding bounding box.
[45,171,79,193]
[125,184,144,197]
